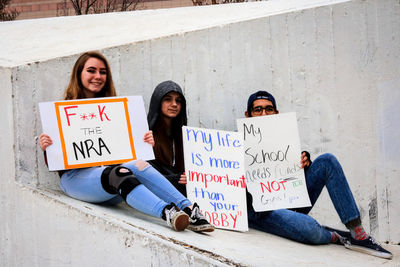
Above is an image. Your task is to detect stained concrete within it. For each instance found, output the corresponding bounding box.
[7,187,400,266]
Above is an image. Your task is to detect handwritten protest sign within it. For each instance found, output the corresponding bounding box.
[237,112,311,212]
[183,126,248,232]
[39,96,154,170]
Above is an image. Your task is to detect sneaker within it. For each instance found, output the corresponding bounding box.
[163,203,189,231]
[323,226,393,259]
[184,203,214,232]
[345,236,393,259]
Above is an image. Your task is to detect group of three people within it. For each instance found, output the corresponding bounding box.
[39,51,392,259]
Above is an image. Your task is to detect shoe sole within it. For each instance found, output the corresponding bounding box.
[172,212,190,231]
[344,243,393,259]
[187,224,215,232]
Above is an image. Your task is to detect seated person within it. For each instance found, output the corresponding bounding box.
[147,80,214,232]
[39,52,213,232]
[244,90,392,259]
[147,81,187,196]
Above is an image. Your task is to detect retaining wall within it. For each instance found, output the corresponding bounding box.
[1,0,399,265]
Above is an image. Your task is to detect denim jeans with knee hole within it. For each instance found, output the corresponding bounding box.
[60,160,192,218]
[248,153,360,244]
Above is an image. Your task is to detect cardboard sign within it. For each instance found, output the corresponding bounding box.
[39,96,154,170]
[237,112,311,212]
[183,126,248,232]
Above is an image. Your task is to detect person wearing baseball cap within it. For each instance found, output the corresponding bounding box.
[244,90,392,259]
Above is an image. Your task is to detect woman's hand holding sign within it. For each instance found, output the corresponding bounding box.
[178,173,187,184]
[143,130,154,147]
[39,133,53,151]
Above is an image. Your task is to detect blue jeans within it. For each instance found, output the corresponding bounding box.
[60,160,192,218]
[248,153,360,244]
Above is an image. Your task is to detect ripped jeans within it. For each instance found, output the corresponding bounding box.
[248,153,360,244]
[60,160,192,218]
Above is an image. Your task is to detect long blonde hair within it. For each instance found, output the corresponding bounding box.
[64,51,117,100]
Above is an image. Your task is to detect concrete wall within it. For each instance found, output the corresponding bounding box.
[1,0,400,265]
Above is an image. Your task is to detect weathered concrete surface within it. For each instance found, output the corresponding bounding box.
[6,188,400,266]
[0,66,17,266]
[1,0,400,265]
[0,0,349,68]
[4,188,228,266]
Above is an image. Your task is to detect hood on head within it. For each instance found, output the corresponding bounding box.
[147,80,187,130]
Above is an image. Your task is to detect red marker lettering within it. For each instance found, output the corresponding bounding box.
[221,213,229,227]
[98,105,111,121]
[260,180,288,193]
[212,212,220,226]
[229,214,237,228]
[64,106,78,126]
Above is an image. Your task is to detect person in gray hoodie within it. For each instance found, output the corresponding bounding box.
[147,80,187,195]
[148,80,214,232]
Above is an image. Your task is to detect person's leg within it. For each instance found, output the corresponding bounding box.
[99,164,173,218]
[122,160,214,232]
[295,153,360,226]
[64,165,189,231]
[60,166,120,203]
[61,165,169,217]
[101,195,124,205]
[121,160,191,210]
[296,154,392,258]
[148,160,187,196]
[125,184,167,218]
[248,208,331,244]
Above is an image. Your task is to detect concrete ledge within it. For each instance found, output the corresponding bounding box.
[21,185,400,266]
[0,0,350,67]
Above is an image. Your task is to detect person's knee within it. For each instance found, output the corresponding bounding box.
[316,153,339,166]
[301,221,330,244]
[101,166,141,199]
[134,160,149,171]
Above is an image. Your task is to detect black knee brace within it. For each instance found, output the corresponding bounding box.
[101,165,141,200]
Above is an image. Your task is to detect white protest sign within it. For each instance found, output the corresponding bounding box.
[237,112,311,212]
[183,126,248,232]
[39,96,154,170]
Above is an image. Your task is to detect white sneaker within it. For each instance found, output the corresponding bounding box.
[164,204,189,231]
